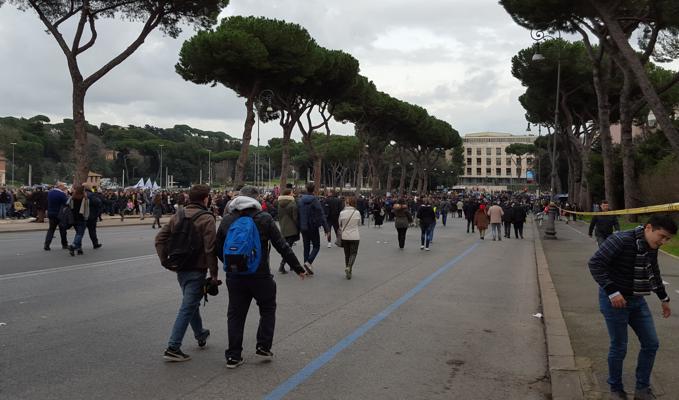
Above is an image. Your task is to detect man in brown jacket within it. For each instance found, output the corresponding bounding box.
[155,184,218,362]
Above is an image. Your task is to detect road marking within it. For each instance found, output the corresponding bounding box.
[675,290,679,295]
[0,254,156,281]
[565,223,589,238]
[264,242,479,400]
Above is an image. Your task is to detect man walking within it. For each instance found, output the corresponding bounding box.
[216,186,306,368]
[512,202,527,239]
[155,184,218,362]
[297,182,330,275]
[463,200,478,234]
[85,184,103,249]
[324,189,342,247]
[588,215,676,400]
[588,200,620,247]
[487,202,504,241]
[44,182,69,251]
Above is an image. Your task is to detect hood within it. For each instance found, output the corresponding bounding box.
[278,195,295,206]
[228,196,262,213]
[300,194,316,204]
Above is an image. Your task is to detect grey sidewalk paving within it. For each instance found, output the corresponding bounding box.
[540,220,679,399]
[0,214,173,233]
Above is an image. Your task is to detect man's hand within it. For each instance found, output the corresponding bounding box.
[662,302,671,318]
[610,294,627,309]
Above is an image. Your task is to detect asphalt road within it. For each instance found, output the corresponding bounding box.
[0,217,549,400]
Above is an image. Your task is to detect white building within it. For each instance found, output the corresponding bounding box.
[458,132,537,191]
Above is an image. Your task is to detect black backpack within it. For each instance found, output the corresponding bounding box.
[164,207,211,272]
[58,203,74,230]
[0,191,8,203]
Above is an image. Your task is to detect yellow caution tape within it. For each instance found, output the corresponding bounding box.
[557,202,679,216]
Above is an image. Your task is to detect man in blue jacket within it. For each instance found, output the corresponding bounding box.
[44,182,69,250]
[297,182,330,275]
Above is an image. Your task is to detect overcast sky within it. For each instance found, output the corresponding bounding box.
[0,0,539,142]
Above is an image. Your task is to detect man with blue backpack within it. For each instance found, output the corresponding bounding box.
[216,186,307,369]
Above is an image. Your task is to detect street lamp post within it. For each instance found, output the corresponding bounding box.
[207,149,212,186]
[159,144,164,188]
[10,142,16,187]
[530,29,561,239]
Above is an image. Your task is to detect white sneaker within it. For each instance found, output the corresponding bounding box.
[425,247,430,251]
[420,245,424,250]
[327,242,332,248]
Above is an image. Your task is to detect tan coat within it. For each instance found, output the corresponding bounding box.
[474,209,490,229]
[487,204,504,224]
[155,203,218,276]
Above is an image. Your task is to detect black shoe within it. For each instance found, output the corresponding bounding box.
[93,244,102,249]
[278,266,288,274]
[44,246,50,251]
[62,245,69,250]
[198,329,210,348]
[255,346,273,362]
[634,387,656,400]
[68,245,75,256]
[77,249,83,255]
[303,262,314,276]
[226,356,244,369]
[164,347,191,362]
[609,390,628,400]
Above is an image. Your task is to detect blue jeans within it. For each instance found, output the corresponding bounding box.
[0,202,7,219]
[441,212,447,226]
[420,223,433,247]
[302,229,321,264]
[168,270,209,350]
[71,221,87,249]
[598,288,659,392]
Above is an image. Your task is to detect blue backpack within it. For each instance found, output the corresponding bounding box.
[223,214,261,275]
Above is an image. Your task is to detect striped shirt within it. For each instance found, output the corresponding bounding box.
[588,229,669,300]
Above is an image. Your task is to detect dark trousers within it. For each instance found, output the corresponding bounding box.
[396,227,407,248]
[225,277,277,358]
[45,216,68,248]
[86,218,100,246]
[513,222,524,238]
[466,218,475,233]
[302,229,321,264]
[279,236,297,270]
[441,212,447,226]
[342,240,360,270]
[457,210,463,218]
[358,209,365,225]
[328,218,340,241]
[503,221,512,237]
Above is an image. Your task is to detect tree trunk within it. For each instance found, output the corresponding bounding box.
[386,164,394,194]
[591,57,616,207]
[73,84,89,184]
[312,155,322,191]
[594,2,679,155]
[279,123,293,188]
[355,157,364,196]
[619,67,639,211]
[234,90,257,187]
[409,168,418,193]
[399,164,406,196]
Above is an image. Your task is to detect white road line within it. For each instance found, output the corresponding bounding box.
[565,223,589,237]
[0,254,156,281]
[676,289,679,295]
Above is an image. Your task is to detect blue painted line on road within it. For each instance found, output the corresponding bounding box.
[264,242,480,400]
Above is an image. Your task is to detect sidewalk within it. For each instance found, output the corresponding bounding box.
[540,219,679,399]
[0,214,173,233]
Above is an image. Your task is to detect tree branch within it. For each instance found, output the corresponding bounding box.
[76,13,98,55]
[71,1,89,54]
[28,0,73,60]
[53,1,81,30]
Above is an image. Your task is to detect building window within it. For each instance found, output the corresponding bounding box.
[486,158,491,165]
[506,157,512,165]
[467,148,472,155]
[467,168,472,176]
[476,157,481,165]
[476,168,482,176]
[496,158,501,165]
[496,168,501,176]
[496,148,502,155]
[486,168,491,175]
[466,158,472,165]
[486,147,492,155]
[506,168,512,176]
[476,148,481,155]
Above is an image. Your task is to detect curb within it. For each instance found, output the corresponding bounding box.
[532,221,584,400]
[0,218,172,234]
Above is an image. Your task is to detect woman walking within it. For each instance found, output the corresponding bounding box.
[67,184,89,256]
[393,199,413,249]
[372,197,385,228]
[339,196,361,279]
[276,188,300,274]
[152,193,163,229]
[416,198,436,251]
[474,204,490,240]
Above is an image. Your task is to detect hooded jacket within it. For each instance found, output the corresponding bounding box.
[297,194,329,232]
[277,195,299,239]
[217,196,304,277]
